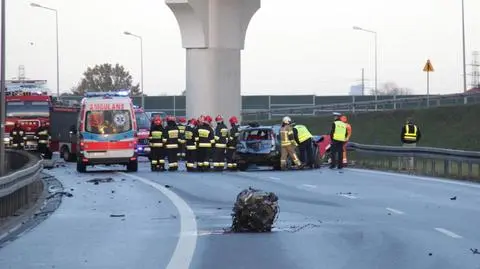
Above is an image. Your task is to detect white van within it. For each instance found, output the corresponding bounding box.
[75,91,138,173]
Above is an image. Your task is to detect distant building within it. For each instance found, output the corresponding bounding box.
[349,84,364,96]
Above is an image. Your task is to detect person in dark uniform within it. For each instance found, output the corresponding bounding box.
[164,116,180,171]
[185,118,199,172]
[36,121,52,159]
[213,115,229,171]
[177,117,187,160]
[10,122,25,150]
[149,116,166,171]
[329,113,349,169]
[226,116,240,171]
[196,115,215,172]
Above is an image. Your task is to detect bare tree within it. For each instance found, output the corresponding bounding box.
[371,82,413,96]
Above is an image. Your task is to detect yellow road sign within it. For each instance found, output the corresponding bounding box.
[423,59,434,72]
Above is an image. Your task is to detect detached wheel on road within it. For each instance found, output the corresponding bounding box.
[76,160,86,173]
[127,159,138,172]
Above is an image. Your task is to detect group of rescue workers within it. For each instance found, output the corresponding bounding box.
[9,121,52,158]
[148,114,240,172]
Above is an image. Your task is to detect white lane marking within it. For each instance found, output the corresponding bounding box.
[301,184,317,189]
[386,207,405,215]
[340,194,358,199]
[434,228,463,239]
[352,169,480,190]
[0,223,22,241]
[119,173,197,269]
[269,176,281,180]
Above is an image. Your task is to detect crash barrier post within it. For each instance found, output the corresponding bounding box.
[0,150,43,218]
[347,142,480,181]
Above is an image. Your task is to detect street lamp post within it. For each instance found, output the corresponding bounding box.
[0,0,6,176]
[30,3,60,100]
[123,31,144,108]
[353,26,378,111]
[461,0,468,104]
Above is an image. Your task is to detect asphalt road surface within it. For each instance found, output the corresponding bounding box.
[1,160,479,269]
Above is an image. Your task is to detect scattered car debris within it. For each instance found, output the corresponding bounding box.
[46,192,73,200]
[87,178,114,185]
[111,190,115,194]
[428,253,433,256]
[387,213,392,215]
[217,207,222,210]
[285,222,322,233]
[230,187,279,233]
[70,188,74,192]
[450,196,457,201]
[164,185,171,188]
[470,248,480,254]
[158,201,162,204]
[110,214,126,218]
[121,178,126,181]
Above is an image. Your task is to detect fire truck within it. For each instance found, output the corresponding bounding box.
[4,80,52,151]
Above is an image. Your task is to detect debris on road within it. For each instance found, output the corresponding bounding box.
[46,192,73,200]
[87,178,114,185]
[450,196,457,201]
[470,248,480,254]
[110,214,126,218]
[164,185,171,189]
[285,222,322,233]
[111,190,115,194]
[428,253,433,256]
[230,187,279,233]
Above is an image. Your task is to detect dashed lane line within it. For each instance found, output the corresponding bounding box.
[434,228,463,239]
[386,207,405,215]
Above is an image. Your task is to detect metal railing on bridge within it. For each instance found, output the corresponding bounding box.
[242,92,480,121]
[347,142,480,180]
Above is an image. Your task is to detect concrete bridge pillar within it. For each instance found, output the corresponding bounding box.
[166,0,260,120]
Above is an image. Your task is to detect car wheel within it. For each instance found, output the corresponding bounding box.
[76,160,86,173]
[238,162,249,171]
[127,159,138,172]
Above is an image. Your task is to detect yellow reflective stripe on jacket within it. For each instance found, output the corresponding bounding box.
[198,142,212,148]
[215,144,227,148]
[168,130,179,138]
[166,144,178,149]
[150,143,163,147]
[333,121,347,142]
[295,125,313,143]
[151,131,163,139]
[185,131,193,140]
[186,145,197,150]
[198,129,210,138]
[403,125,417,141]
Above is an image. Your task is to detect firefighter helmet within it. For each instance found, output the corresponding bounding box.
[166,115,176,122]
[229,116,239,125]
[205,115,212,123]
[215,115,223,122]
[189,118,198,126]
[282,116,292,124]
[178,117,187,124]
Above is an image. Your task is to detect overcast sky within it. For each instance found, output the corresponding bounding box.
[4,0,480,96]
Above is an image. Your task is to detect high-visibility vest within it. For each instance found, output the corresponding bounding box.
[403,124,417,141]
[294,125,313,143]
[333,121,347,142]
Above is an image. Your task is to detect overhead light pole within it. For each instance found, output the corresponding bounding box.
[123,31,144,108]
[461,0,468,104]
[30,2,60,99]
[353,26,378,111]
[0,0,6,176]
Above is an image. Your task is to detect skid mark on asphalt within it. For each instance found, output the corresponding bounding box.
[119,172,198,269]
[434,228,463,239]
[386,208,405,215]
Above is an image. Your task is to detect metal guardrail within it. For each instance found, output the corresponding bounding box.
[243,92,480,120]
[0,150,43,218]
[347,142,480,180]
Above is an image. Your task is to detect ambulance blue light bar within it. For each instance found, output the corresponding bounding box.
[84,91,130,98]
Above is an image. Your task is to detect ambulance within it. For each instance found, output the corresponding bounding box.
[75,91,138,173]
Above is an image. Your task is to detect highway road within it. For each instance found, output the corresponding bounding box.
[0,160,479,269]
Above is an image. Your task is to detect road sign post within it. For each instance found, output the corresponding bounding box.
[423,59,434,108]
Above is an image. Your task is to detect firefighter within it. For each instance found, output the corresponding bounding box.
[340,115,352,166]
[279,116,302,170]
[205,115,214,164]
[177,117,187,160]
[36,121,52,159]
[164,116,180,171]
[293,123,314,168]
[185,118,199,172]
[196,115,215,171]
[226,116,240,171]
[10,122,25,150]
[329,113,349,169]
[149,116,166,171]
[213,115,229,171]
